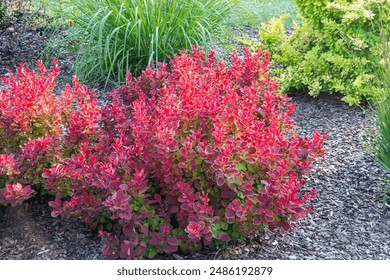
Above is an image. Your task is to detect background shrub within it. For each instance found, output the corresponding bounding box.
[240,0,390,105]
[47,0,235,86]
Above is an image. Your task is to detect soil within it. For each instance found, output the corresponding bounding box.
[1,12,389,260]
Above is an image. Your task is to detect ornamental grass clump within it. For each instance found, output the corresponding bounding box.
[370,11,390,205]
[373,97,390,173]
[0,48,326,259]
[52,0,234,86]
[370,96,390,208]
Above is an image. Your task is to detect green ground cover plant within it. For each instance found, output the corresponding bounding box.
[240,0,390,105]
[0,0,45,17]
[0,0,61,28]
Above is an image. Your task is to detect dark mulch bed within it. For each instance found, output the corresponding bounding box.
[1,12,389,260]
[1,12,46,75]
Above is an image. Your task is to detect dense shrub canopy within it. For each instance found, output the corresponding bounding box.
[0,47,325,259]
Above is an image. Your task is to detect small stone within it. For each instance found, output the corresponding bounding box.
[173,254,184,260]
[6,27,15,33]
[76,234,85,239]
[16,245,25,251]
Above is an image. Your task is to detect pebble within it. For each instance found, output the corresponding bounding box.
[76,234,85,239]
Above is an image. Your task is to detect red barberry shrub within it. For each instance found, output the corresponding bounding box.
[42,76,168,259]
[0,60,61,152]
[44,47,325,259]
[0,47,326,259]
[0,59,102,205]
[121,46,326,253]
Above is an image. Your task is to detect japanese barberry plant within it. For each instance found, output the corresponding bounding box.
[0,59,102,205]
[0,47,326,259]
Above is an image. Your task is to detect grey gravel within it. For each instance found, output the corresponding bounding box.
[1,15,390,260]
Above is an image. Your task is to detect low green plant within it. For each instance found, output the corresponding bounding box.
[47,0,235,86]
[370,7,390,207]
[0,0,58,27]
[31,0,67,17]
[0,1,6,26]
[0,0,37,16]
[371,93,390,208]
[373,98,390,173]
[240,0,390,105]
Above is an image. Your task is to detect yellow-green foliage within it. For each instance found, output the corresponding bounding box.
[241,0,390,105]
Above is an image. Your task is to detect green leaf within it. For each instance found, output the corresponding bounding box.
[147,247,158,259]
[236,162,247,171]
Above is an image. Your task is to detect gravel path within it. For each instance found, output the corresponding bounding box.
[1,13,389,260]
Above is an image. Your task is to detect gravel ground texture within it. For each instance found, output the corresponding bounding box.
[1,13,389,260]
